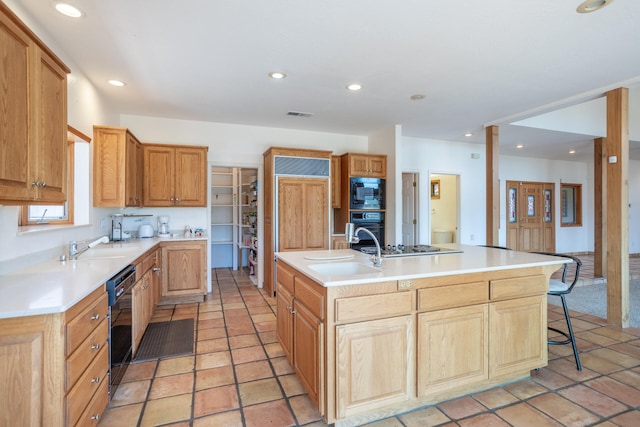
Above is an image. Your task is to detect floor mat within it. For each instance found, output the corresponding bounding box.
[134,318,194,361]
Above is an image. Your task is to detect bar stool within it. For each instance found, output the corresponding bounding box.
[534,252,583,370]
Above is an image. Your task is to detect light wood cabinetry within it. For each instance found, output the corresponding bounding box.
[0,3,70,205]
[263,147,332,296]
[93,126,143,207]
[277,177,329,252]
[345,153,387,178]
[132,270,154,354]
[331,155,341,208]
[143,144,208,207]
[161,240,207,304]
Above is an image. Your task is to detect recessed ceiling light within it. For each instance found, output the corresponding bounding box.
[577,0,613,13]
[410,94,426,101]
[268,72,287,79]
[54,2,83,18]
[569,149,577,154]
[464,132,473,137]
[108,80,126,87]
[346,83,362,91]
[516,144,525,149]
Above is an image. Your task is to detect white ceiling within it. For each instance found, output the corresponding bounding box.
[12,0,640,161]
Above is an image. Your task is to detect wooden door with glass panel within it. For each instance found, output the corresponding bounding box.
[506,181,555,252]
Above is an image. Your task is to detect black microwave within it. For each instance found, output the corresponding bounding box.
[350,177,385,210]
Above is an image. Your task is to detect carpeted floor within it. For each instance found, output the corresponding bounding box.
[548,279,640,327]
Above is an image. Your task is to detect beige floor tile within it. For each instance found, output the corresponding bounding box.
[502,379,548,400]
[243,399,295,427]
[364,418,404,426]
[139,393,192,427]
[398,406,451,426]
[98,402,143,426]
[197,337,229,354]
[259,330,279,344]
[121,360,157,383]
[586,376,640,407]
[149,372,194,399]
[279,373,306,397]
[197,327,227,340]
[155,355,195,377]
[192,410,243,426]
[231,345,267,364]
[265,342,285,358]
[530,367,575,390]
[228,333,261,349]
[496,402,562,427]
[235,359,274,383]
[457,413,511,427]
[558,384,628,417]
[195,365,236,390]
[289,394,323,424]
[110,380,151,407]
[528,393,600,425]
[238,377,283,406]
[196,350,232,370]
[438,396,487,420]
[193,384,240,417]
[472,387,519,409]
[588,347,640,368]
[271,356,295,375]
[607,410,640,426]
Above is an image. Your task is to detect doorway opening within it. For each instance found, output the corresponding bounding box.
[505,180,556,252]
[401,173,419,246]
[430,173,459,244]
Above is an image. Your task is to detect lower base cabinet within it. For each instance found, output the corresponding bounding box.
[161,241,207,304]
[336,315,414,419]
[293,300,323,407]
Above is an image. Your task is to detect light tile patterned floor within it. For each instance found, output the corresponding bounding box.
[99,263,640,427]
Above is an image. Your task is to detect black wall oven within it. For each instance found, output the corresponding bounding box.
[350,177,385,210]
[106,265,136,398]
[350,211,385,250]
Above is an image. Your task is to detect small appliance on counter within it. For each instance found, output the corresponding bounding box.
[139,224,154,238]
[158,215,170,238]
[111,214,131,241]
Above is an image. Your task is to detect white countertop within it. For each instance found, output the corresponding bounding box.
[275,244,568,287]
[0,236,206,319]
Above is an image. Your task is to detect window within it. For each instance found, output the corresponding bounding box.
[561,183,582,227]
[19,126,89,226]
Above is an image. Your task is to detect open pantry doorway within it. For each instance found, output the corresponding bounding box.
[210,164,262,287]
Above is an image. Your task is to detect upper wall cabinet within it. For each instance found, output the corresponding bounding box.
[93,126,143,207]
[0,3,70,205]
[143,144,208,207]
[345,153,387,178]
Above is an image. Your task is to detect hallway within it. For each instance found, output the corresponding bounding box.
[98,267,640,426]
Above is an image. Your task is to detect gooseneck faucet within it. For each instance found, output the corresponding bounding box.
[345,223,383,267]
[69,236,109,260]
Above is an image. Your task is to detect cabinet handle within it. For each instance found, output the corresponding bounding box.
[91,376,100,383]
[91,314,100,320]
[90,414,100,421]
[41,182,46,187]
[91,343,100,350]
[175,197,180,202]
[290,309,296,314]
[152,267,161,272]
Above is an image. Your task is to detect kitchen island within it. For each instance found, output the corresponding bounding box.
[275,245,567,427]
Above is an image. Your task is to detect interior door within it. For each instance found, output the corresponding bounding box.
[402,173,417,246]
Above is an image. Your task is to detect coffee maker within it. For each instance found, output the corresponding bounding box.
[158,216,170,238]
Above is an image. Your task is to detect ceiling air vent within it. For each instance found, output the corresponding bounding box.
[286,111,313,118]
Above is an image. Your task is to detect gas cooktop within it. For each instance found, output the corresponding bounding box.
[359,244,463,258]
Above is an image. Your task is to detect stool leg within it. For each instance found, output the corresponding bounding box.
[560,294,582,371]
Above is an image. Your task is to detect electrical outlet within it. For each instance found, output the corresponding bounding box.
[398,280,413,289]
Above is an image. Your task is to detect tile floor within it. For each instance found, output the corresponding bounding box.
[98,263,640,427]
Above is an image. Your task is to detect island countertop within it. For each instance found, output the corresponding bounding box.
[275,244,568,287]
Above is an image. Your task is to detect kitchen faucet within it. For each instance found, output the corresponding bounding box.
[345,223,382,267]
[68,236,109,260]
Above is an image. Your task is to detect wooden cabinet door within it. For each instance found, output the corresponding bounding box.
[335,315,414,419]
[276,286,294,362]
[489,295,547,378]
[331,155,341,208]
[348,154,386,178]
[125,133,141,207]
[349,154,370,176]
[174,146,207,206]
[293,300,323,407]
[367,155,386,178]
[417,305,488,396]
[143,145,175,206]
[34,49,67,203]
[0,13,33,202]
[162,241,206,297]
[277,177,328,252]
[132,279,145,354]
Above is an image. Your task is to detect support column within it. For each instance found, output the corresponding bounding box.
[594,137,606,278]
[486,125,499,245]
[605,88,629,327]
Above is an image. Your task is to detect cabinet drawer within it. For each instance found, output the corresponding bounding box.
[66,318,108,391]
[74,376,108,427]
[335,292,413,324]
[66,346,108,427]
[418,281,488,312]
[490,275,547,300]
[140,250,158,277]
[276,262,295,294]
[66,293,108,356]
[294,274,325,320]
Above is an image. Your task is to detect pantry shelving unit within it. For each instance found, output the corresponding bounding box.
[238,168,258,285]
[210,167,237,269]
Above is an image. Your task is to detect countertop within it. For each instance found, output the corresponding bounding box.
[0,236,207,319]
[275,244,568,287]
